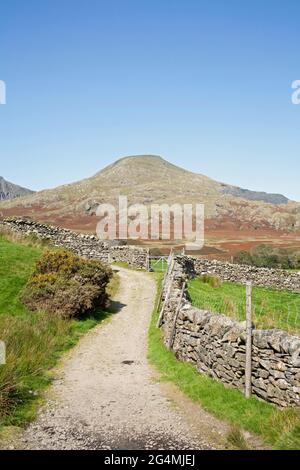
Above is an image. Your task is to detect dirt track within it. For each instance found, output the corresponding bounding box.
[15,267,235,450]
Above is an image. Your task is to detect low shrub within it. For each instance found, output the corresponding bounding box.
[232,250,253,266]
[21,250,112,318]
[226,425,249,450]
[234,244,300,269]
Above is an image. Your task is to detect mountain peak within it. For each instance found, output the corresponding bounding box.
[0,177,34,201]
[1,156,298,233]
[96,154,194,179]
[115,154,164,163]
[98,154,170,172]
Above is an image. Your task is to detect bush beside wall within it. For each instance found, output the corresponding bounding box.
[21,250,112,318]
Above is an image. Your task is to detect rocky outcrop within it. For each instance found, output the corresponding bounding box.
[221,185,289,205]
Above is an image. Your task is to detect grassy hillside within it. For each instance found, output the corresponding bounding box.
[0,236,115,429]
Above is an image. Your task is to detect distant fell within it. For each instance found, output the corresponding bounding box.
[0,176,34,201]
[0,155,299,233]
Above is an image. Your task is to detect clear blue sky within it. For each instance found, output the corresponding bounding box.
[0,0,300,200]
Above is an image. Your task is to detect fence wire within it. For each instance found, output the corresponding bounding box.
[187,280,300,336]
[150,256,168,273]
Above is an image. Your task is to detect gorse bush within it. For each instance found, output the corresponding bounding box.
[21,250,112,318]
[36,250,79,275]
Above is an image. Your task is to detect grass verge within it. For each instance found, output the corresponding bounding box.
[150,259,168,273]
[148,273,300,450]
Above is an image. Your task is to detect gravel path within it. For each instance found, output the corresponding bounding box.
[17,267,219,450]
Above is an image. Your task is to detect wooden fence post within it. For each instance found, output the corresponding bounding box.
[146,248,150,271]
[245,281,253,398]
[156,262,175,328]
[157,251,174,310]
[168,281,186,350]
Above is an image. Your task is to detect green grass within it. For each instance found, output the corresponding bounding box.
[113,258,168,272]
[150,258,168,273]
[0,237,43,317]
[112,260,145,271]
[0,235,116,429]
[226,425,249,450]
[188,277,300,334]
[148,274,300,450]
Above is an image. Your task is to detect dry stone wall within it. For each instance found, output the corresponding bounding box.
[2,218,299,405]
[161,257,300,407]
[0,218,148,269]
[192,257,300,293]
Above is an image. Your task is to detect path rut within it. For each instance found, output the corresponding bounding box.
[17,267,220,450]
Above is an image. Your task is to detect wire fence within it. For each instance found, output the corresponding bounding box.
[187,279,300,336]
